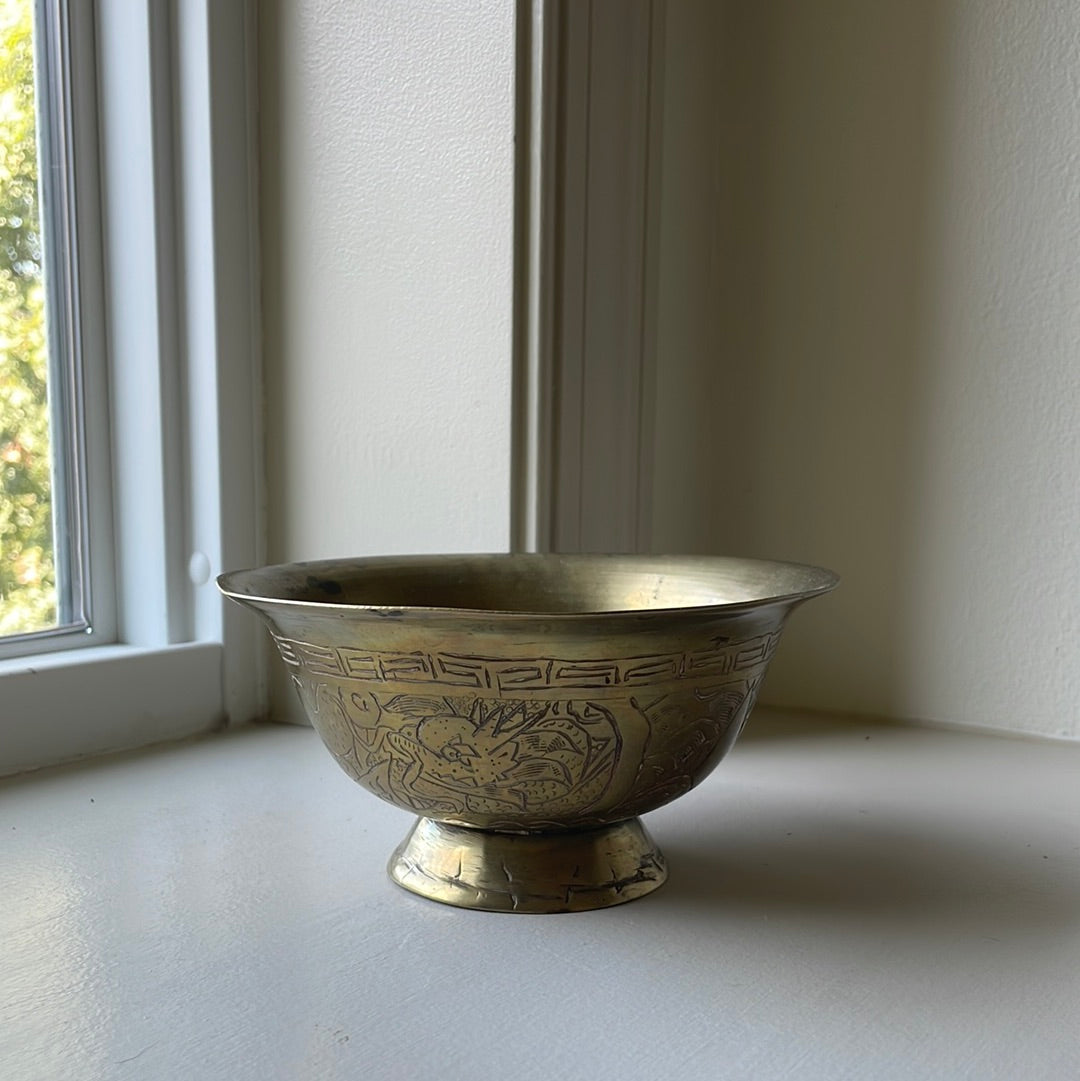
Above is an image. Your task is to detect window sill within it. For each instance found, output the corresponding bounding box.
[2,709,1078,1079]
[0,642,224,777]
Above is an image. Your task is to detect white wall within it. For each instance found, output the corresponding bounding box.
[260,1,515,719]
[653,0,1080,739]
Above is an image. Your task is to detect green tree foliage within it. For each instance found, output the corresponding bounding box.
[0,0,54,635]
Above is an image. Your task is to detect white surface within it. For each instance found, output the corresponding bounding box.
[651,0,1080,739]
[545,0,660,554]
[3,711,1079,1081]
[259,0,514,560]
[98,0,187,647]
[259,0,515,723]
[173,0,264,729]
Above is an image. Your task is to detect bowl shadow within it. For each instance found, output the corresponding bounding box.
[644,809,1080,936]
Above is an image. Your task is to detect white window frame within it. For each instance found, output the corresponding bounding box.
[0,0,263,776]
[513,0,664,555]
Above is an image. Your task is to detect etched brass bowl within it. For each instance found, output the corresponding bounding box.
[219,554,837,913]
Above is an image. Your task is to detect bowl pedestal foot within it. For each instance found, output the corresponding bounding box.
[388,816,667,913]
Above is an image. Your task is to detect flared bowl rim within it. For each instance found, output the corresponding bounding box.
[217,552,839,621]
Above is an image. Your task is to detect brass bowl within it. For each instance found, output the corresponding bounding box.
[219,554,837,913]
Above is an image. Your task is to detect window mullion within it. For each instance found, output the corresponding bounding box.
[34,0,82,630]
[97,0,190,648]
[175,0,264,721]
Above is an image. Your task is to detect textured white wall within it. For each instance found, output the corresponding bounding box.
[260,1,515,719]
[653,0,1080,739]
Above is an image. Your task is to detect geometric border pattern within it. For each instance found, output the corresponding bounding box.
[271,630,782,694]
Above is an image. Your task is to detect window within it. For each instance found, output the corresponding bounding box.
[0,0,263,776]
[0,0,75,643]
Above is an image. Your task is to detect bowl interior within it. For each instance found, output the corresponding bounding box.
[218,553,837,616]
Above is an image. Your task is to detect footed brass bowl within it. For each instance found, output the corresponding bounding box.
[219,554,837,913]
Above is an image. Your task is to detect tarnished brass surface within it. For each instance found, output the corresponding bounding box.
[219,554,837,912]
[390,817,666,913]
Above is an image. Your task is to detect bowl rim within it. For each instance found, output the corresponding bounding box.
[216,553,839,621]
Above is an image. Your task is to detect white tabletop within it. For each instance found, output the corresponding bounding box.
[3,710,1079,1081]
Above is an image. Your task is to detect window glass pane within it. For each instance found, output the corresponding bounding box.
[0,0,53,636]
